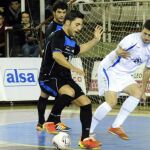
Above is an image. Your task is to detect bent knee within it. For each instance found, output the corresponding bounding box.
[59,86,75,97]
[74,95,91,106]
[130,89,142,99]
[106,100,117,108]
[67,89,75,97]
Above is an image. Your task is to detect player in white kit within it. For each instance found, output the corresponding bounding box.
[90,19,150,140]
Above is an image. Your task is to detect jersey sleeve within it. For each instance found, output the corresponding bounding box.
[45,24,54,39]
[51,33,64,53]
[118,34,136,51]
[74,43,80,55]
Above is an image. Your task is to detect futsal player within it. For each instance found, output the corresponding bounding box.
[90,19,150,140]
[37,0,69,132]
[39,10,103,149]
[45,1,68,43]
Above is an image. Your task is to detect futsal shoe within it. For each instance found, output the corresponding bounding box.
[43,122,58,134]
[108,127,129,140]
[36,123,43,131]
[79,137,101,149]
[55,122,71,132]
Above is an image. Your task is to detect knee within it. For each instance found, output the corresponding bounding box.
[75,95,91,106]
[130,89,142,99]
[106,99,117,108]
[65,88,75,98]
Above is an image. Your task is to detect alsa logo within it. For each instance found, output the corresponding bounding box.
[4,69,38,86]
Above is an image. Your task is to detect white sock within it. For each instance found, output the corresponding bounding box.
[112,96,140,128]
[90,102,112,133]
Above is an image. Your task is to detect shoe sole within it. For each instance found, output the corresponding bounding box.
[79,142,101,149]
[79,146,101,149]
[108,130,129,140]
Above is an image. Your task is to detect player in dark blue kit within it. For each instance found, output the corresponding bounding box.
[45,1,68,43]
[37,0,69,132]
[38,10,103,149]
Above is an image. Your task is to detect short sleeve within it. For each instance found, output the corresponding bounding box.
[51,33,64,53]
[74,43,80,55]
[118,34,136,51]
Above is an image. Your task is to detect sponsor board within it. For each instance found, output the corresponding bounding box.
[0,58,86,101]
[4,69,38,86]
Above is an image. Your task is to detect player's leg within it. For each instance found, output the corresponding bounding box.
[44,84,75,133]
[74,95,101,149]
[36,91,49,130]
[47,84,75,123]
[90,66,118,135]
[90,91,117,134]
[109,83,142,140]
[69,80,101,149]
[38,78,59,133]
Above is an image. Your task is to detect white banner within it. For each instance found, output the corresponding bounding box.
[0,58,41,101]
[0,58,86,101]
[88,61,150,96]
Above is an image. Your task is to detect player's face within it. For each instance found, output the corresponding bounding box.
[141,28,150,44]
[53,9,67,23]
[68,18,83,37]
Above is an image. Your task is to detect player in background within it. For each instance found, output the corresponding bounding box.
[37,1,68,131]
[45,1,68,43]
[39,10,103,149]
[90,19,150,140]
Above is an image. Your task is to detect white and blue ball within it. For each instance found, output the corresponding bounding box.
[52,132,71,149]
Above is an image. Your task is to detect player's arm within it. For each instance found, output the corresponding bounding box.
[141,66,150,100]
[116,47,130,58]
[53,52,85,76]
[79,25,103,54]
[67,0,77,5]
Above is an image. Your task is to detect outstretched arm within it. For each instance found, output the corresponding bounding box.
[79,25,103,54]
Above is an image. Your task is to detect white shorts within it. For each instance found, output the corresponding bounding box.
[98,65,136,96]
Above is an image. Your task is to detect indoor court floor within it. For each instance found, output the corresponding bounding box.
[0,104,150,150]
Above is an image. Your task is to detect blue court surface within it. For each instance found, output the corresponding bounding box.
[0,116,150,150]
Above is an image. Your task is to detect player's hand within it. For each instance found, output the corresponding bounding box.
[71,66,85,76]
[93,25,103,42]
[116,47,130,59]
[67,0,77,5]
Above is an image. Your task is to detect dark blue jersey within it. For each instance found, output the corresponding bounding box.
[40,29,80,79]
[45,21,63,43]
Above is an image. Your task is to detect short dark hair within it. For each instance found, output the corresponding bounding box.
[10,0,20,4]
[21,11,29,16]
[64,10,84,23]
[144,19,150,30]
[52,1,68,12]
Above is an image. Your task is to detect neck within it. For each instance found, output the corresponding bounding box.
[62,25,70,36]
[23,23,30,28]
[53,18,62,24]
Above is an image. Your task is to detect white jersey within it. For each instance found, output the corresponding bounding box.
[101,32,150,74]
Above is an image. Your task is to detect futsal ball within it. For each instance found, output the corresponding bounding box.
[52,132,71,149]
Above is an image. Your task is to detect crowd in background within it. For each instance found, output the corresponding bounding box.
[0,0,60,57]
